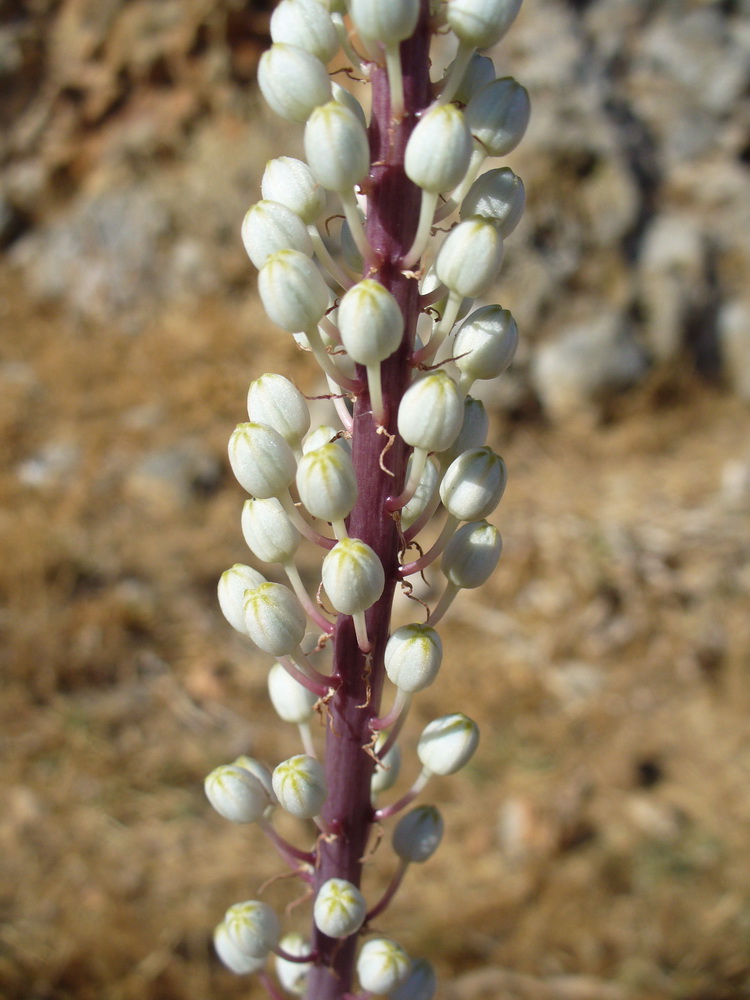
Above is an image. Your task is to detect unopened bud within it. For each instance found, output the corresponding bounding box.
[441,519,502,589]
[241,200,313,270]
[270,0,339,63]
[338,279,404,365]
[205,764,270,823]
[460,167,525,237]
[225,900,281,959]
[242,497,300,565]
[384,624,443,693]
[218,564,267,634]
[258,43,332,123]
[243,581,307,656]
[322,538,385,615]
[268,661,318,724]
[296,442,358,522]
[435,218,504,298]
[465,76,531,157]
[313,877,367,938]
[440,447,507,521]
[275,932,313,994]
[405,104,473,194]
[349,0,419,44]
[417,713,480,775]
[447,0,523,49]
[228,421,297,499]
[392,805,444,863]
[453,305,518,382]
[247,373,311,450]
[261,156,326,226]
[272,753,327,817]
[397,371,464,454]
[391,958,438,1000]
[304,102,370,192]
[357,938,411,995]
[214,921,267,975]
[258,249,330,332]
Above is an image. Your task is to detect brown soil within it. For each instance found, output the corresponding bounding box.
[2,267,750,1000]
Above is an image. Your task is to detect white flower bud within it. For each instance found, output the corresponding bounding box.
[391,958,438,1000]
[228,421,297,499]
[401,454,440,529]
[349,0,419,44]
[405,104,473,194]
[453,305,518,382]
[242,497,301,564]
[258,250,330,332]
[270,0,340,63]
[332,81,368,130]
[258,43,332,123]
[272,753,327,818]
[247,373,311,450]
[321,537,385,615]
[268,660,318,724]
[441,519,502,589]
[225,900,281,959]
[205,764,270,823]
[442,396,488,466]
[296,442,358,522]
[241,200,313,271]
[371,735,401,795]
[397,371,464,453]
[214,921,267,975]
[465,76,531,157]
[417,713,480,775]
[447,0,523,49]
[392,805,444,863]
[275,932,313,994]
[302,425,351,455]
[440,447,507,521]
[435,218,504,298]
[233,755,277,806]
[313,877,367,938]
[243,581,307,656]
[304,101,370,192]
[384,624,443,693]
[338,279,404,365]
[452,52,496,105]
[460,167,525,237]
[261,156,326,226]
[218,564,267,634]
[357,938,411,995]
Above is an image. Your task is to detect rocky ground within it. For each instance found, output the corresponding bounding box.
[2,2,750,999]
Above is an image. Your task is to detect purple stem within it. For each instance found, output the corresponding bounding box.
[303,8,432,999]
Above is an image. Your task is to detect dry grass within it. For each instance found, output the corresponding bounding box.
[2,267,750,1000]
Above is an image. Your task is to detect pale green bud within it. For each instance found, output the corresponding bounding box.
[441,519,502,589]
[261,156,326,226]
[465,76,531,157]
[242,497,300,565]
[397,371,464,453]
[272,753,327,817]
[441,396,488,466]
[417,713,480,775]
[214,921,267,974]
[270,0,340,63]
[258,249,330,332]
[296,441,358,522]
[225,900,281,959]
[440,447,507,521]
[332,81,368,130]
[338,279,404,365]
[384,624,443,693]
[302,425,351,455]
[304,101,370,192]
[435,218,504,298]
[447,0,523,50]
[233,755,277,807]
[349,0,419,44]
[275,932,313,994]
[313,877,367,938]
[246,373,311,449]
[243,581,307,656]
[453,305,518,382]
[321,537,385,615]
[205,764,270,823]
[405,104,473,194]
[357,938,411,995]
[228,421,297,499]
[258,43,332,123]
[460,167,525,237]
[391,958,438,1000]
[452,52,496,105]
[268,661,318,724]
[218,563,267,634]
[392,805,444,863]
[241,199,313,270]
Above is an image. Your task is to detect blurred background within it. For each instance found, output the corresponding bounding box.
[2,1,750,998]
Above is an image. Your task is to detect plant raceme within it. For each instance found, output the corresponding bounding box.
[206,1,528,997]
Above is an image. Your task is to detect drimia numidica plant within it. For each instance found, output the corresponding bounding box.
[205,1,529,997]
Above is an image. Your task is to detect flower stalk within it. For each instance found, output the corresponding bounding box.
[205,2,528,997]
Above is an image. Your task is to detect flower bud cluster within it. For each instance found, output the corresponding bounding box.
[204,2,529,996]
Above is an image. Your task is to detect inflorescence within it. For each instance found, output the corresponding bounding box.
[206,1,528,997]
